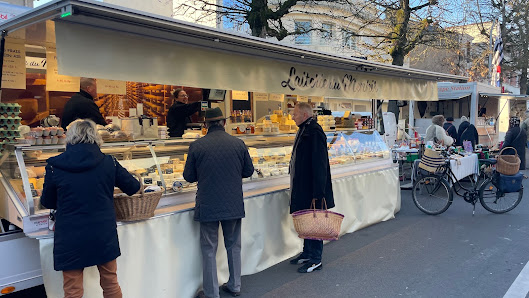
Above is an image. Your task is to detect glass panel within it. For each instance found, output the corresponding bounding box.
[321,23,333,44]
[100,142,161,191]
[327,132,355,166]
[0,146,65,215]
[342,130,390,163]
[295,21,311,45]
[149,139,197,193]
[244,135,295,180]
[342,29,357,50]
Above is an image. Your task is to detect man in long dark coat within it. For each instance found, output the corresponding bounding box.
[289,102,335,273]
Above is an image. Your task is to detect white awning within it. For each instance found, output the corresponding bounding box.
[480,93,529,100]
[437,82,474,100]
[0,0,468,101]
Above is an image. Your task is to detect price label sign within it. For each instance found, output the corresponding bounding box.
[143,178,153,185]
[201,101,208,111]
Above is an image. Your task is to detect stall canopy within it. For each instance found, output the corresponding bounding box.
[0,0,467,101]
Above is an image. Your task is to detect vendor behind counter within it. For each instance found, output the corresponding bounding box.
[166,88,201,137]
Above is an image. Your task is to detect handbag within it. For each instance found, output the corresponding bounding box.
[291,198,344,241]
[497,172,524,193]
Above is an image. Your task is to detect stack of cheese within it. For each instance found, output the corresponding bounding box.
[256,119,279,134]
[280,114,298,132]
[318,115,336,131]
[158,126,168,139]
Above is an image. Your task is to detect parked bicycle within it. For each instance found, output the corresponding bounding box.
[412,150,523,215]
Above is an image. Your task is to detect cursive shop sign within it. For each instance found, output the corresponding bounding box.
[26,57,47,69]
[280,66,379,94]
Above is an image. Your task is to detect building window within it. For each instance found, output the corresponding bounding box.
[295,21,311,45]
[342,29,357,50]
[321,23,333,44]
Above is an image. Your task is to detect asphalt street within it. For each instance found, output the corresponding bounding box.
[233,173,529,298]
[8,171,529,298]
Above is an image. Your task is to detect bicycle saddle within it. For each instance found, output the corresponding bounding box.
[478,159,497,165]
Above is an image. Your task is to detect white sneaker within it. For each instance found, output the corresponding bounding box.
[298,262,322,273]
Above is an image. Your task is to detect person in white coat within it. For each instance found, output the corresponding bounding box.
[425,115,454,146]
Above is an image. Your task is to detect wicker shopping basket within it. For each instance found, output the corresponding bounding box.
[113,176,163,221]
[292,199,344,241]
[496,147,520,176]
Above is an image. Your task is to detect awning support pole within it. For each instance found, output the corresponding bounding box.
[0,29,7,101]
[408,100,415,136]
[470,83,478,125]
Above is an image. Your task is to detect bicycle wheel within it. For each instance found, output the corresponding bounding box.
[479,178,523,214]
[412,175,453,215]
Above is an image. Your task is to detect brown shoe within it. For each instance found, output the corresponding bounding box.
[220,283,240,297]
[195,290,207,298]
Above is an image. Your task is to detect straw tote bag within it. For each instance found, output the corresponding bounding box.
[292,198,344,241]
[418,149,446,173]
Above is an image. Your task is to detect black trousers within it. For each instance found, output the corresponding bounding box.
[301,239,323,264]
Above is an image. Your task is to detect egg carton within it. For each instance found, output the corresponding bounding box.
[0,103,21,116]
[0,130,20,138]
[0,117,21,126]
[0,137,17,144]
[0,124,20,131]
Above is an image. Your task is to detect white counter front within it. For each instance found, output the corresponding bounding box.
[39,165,400,298]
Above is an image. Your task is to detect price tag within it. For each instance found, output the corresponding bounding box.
[157,181,163,187]
[143,178,153,185]
[164,168,173,174]
[31,190,38,197]
[30,183,35,190]
[148,167,156,173]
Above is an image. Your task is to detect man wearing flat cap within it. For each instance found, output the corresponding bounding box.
[184,107,254,298]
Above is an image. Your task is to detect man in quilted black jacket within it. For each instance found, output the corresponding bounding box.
[184,107,254,298]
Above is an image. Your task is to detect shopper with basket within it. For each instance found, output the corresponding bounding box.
[289,103,336,273]
[501,116,526,170]
[41,119,140,298]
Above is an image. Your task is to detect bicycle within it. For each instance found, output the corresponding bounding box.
[412,151,523,215]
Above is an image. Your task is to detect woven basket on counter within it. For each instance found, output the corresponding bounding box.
[496,147,520,176]
[103,135,131,143]
[292,199,344,241]
[113,175,163,221]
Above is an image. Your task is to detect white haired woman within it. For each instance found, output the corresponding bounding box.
[41,119,140,298]
[425,115,454,146]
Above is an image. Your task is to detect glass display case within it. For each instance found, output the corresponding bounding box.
[327,130,390,166]
[0,130,391,222]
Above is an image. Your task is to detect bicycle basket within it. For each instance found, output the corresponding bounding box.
[496,147,520,176]
[418,149,445,173]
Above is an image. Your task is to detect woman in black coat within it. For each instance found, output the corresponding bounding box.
[41,119,140,298]
[457,116,479,148]
[502,117,526,170]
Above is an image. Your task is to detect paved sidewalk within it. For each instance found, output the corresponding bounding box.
[227,181,529,298]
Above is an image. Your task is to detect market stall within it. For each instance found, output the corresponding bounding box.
[409,82,514,147]
[0,1,467,297]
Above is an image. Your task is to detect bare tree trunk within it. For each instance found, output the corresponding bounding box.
[521,67,528,95]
